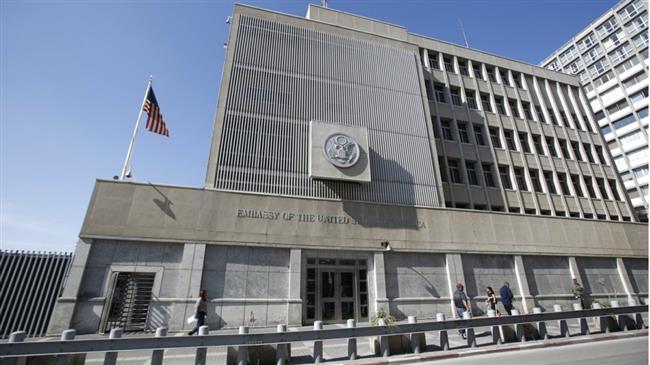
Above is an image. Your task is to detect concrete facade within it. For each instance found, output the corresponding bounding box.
[48,4,648,335]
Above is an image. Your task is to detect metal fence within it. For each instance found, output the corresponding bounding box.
[0,250,72,338]
[1,304,646,365]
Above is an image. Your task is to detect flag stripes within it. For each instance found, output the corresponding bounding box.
[144,87,170,137]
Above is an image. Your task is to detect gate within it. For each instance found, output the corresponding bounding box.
[101,272,155,333]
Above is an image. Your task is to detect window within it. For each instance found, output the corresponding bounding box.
[583,143,595,163]
[472,63,483,79]
[567,58,584,74]
[495,96,507,114]
[559,139,570,159]
[578,33,596,52]
[548,108,559,125]
[434,83,446,103]
[639,106,648,118]
[466,162,479,185]
[449,159,462,183]
[612,113,637,130]
[432,118,440,138]
[595,145,607,165]
[533,135,544,155]
[601,125,613,135]
[586,177,597,197]
[619,0,643,21]
[458,122,470,143]
[490,127,502,148]
[559,111,569,126]
[513,73,523,89]
[474,125,485,145]
[514,168,527,191]
[439,157,447,182]
[626,13,648,35]
[619,130,646,146]
[519,132,531,153]
[606,99,628,115]
[504,130,516,150]
[481,93,492,112]
[615,56,639,74]
[483,164,495,187]
[486,66,497,82]
[458,59,469,76]
[579,71,590,84]
[583,45,604,64]
[633,32,649,49]
[544,172,557,194]
[603,30,625,51]
[499,166,512,189]
[571,174,583,197]
[535,106,546,123]
[444,56,454,72]
[546,137,558,157]
[428,52,440,69]
[588,58,609,78]
[609,42,633,64]
[630,89,649,103]
[571,141,582,161]
[623,71,647,88]
[596,16,618,38]
[608,179,621,200]
[597,178,609,199]
[530,169,542,192]
[499,69,510,85]
[559,46,578,65]
[594,110,606,121]
[522,102,533,120]
[441,119,454,140]
[466,90,478,109]
[509,99,521,118]
[450,88,462,106]
[558,173,570,195]
[425,82,434,100]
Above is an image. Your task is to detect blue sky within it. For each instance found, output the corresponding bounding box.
[1,0,617,252]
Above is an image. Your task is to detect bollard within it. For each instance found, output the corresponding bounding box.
[378,319,390,357]
[628,299,644,329]
[408,316,421,354]
[194,326,209,365]
[591,303,609,333]
[462,311,476,347]
[104,328,122,365]
[276,324,288,365]
[150,327,167,365]
[55,329,77,365]
[5,331,27,365]
[511,309,526,342]
[573,303,589,335]
[487,309,501,344]
[611,300,628,331]
[347,319,357,360]
[533,307,548,339]
[313,321,323,363]
[237,326,249,365]
[436,313,449,351]
[554,304,569,337]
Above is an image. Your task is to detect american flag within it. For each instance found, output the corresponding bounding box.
[144,87,170,137]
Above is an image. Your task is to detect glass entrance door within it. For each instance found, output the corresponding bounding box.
[318,269,356,323]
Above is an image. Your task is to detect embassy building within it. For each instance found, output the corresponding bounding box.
[49,4,648,335]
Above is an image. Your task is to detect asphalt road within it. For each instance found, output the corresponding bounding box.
[424,336,648,365]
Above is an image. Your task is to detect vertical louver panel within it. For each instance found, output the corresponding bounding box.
[213,15,440,207]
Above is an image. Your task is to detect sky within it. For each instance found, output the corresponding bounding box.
[1,0,618,253]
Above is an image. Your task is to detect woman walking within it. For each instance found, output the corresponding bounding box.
[485,286,498,312]
[188,289,208,335]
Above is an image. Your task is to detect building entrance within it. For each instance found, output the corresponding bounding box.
[304,258,368,324]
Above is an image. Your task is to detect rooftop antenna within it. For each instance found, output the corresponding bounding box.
[458,18,469,48]
[321,0,328,8]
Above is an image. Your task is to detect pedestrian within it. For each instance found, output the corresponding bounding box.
[188,289,208,335]
[499,282,514,315]
[485,286,497,312]
[572,278,585,309]
[453,283,471,339]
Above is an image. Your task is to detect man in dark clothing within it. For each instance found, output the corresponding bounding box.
[499,282,514,315]
[453,283,471,339]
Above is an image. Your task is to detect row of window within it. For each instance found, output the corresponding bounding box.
[600,106,649,135]
[440,157,623,202]
[446,199,631,220]
[433,118,609,165]
[426,82,593,131]
[425,52,525,89]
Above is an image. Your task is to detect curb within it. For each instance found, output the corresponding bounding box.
[336,329,648,365]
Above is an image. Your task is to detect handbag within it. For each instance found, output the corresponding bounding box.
[186,315,197,325]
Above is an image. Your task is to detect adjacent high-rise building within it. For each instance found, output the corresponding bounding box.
[47,4,647,335]
[540,0,649,221]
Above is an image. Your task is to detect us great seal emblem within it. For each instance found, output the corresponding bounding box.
[323,133,360,168]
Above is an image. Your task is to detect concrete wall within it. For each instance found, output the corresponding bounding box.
[624,258,648,296]
[523,255,574,309]
[576,256,627,305]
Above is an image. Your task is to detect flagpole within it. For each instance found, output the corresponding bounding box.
[120,75,153,180]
